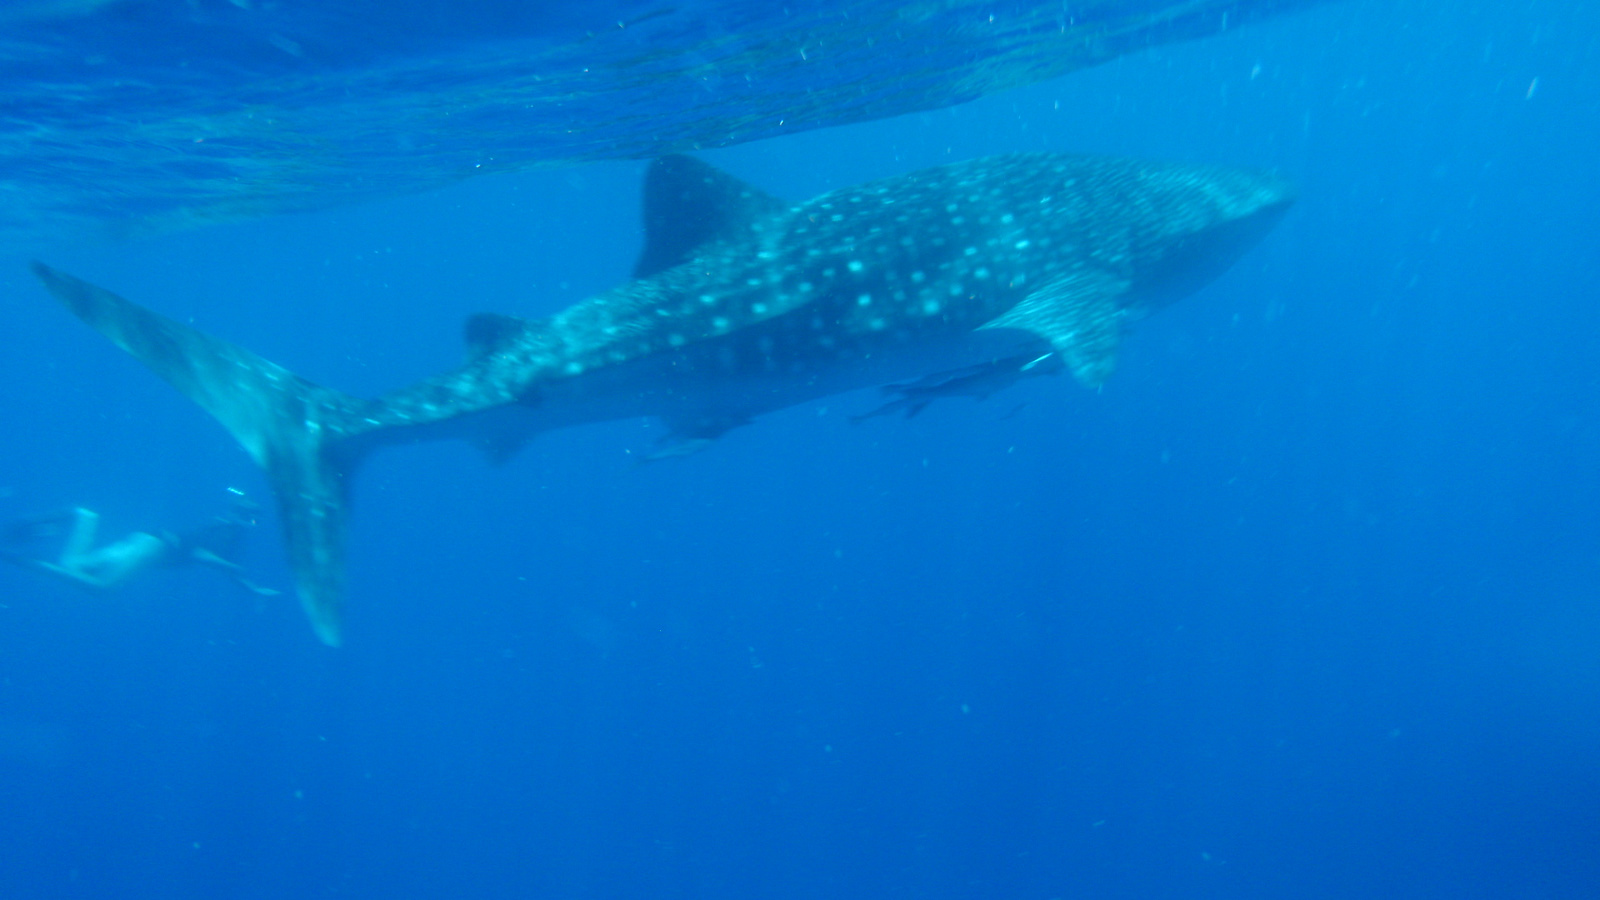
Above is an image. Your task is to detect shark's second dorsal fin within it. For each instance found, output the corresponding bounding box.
[632,155,786,279]
[464,312,538,360]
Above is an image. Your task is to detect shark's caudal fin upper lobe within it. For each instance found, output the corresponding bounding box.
[31,263,366,646]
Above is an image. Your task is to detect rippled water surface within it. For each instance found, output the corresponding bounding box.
[2,0,1321,245]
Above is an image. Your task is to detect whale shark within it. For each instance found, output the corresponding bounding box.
[32,152,1293,645]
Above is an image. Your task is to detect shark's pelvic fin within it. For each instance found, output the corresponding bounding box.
[979,269,1130,386]
[31,263,366,646]
[632,155,788,279]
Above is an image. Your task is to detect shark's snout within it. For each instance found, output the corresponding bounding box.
[1242,169,1298,214]
[1131,166,1295,309]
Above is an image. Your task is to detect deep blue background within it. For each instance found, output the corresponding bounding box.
[2,1,1596,897]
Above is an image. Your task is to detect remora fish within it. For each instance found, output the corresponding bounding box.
[848,350,1065,424]
[32,153,1293,645]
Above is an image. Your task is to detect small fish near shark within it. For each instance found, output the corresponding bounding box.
[31,152,1293,646]
[848,349,1065,424]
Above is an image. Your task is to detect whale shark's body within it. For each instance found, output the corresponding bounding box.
[33,153,1293,645]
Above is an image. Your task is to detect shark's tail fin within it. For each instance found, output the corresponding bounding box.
[32,263,370,646]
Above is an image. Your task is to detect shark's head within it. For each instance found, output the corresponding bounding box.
[1124,163,1296,312]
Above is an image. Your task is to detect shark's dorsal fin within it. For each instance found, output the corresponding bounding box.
[464,312,538,360]
[980,269,1131,386]
[633,155,786,279]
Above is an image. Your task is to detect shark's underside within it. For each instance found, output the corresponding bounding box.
[32,152,1293,645]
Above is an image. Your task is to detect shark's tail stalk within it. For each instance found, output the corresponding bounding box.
[32,263,371,646]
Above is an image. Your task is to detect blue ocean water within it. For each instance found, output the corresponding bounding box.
[0,0,1323,249]
[1,1,1596,898]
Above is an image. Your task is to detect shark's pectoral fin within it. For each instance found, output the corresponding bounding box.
[979,269,1130,386]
